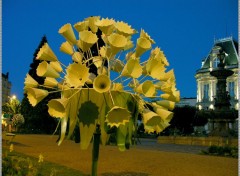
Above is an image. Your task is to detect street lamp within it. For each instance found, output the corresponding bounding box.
[8,95,17,102]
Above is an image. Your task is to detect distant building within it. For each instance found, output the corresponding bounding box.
[195,37,238,110]
[2,72,12,104]
[176,97,197,107]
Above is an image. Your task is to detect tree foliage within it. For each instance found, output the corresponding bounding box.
[2,98,21,116]
[193,110,209,126]
[162,106,197,135]
[20,36,59,134]
[21,94,59,134]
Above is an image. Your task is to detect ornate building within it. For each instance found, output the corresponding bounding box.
[195,37,238,110]
[2,72,12,104]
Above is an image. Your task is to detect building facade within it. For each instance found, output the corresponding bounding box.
[195,37,238,110]
[2,72,12,104]
[176,97,197,107]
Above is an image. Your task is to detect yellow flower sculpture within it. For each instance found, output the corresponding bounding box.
[24,16,180,152]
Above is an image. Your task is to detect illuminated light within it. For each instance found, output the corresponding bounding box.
[209,104,214,109]
[235,103,239,110]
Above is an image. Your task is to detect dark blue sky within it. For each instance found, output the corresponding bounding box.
[2,0,238,100]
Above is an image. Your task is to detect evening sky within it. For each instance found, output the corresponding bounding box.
[2,0,238,100]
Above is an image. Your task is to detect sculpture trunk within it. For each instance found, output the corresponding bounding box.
[91,124,101,176]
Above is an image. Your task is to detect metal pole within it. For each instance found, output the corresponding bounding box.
[91,124,101,176]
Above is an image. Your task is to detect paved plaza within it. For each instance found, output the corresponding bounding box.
[3,134,238,176]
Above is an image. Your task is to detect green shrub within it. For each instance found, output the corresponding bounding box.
[202,145,238,158]
[208,145,218,154]
[2,145,86,176]
[2,144,49,176]
[2,150,44,176]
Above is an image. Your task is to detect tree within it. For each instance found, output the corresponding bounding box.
[20,36,59,134]
[28,36,47,84]
[192,110,209,127]
[2,97,21,116]
[162,106,197,135]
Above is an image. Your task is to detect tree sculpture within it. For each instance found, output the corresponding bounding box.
[24,16,180,175]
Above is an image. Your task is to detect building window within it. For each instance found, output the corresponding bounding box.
[203,84,209,100]
[228,82,235,99]
[213,58,220,68]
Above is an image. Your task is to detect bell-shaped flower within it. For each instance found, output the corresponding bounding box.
[121,58,142,78]
[24,74,38,90]
[125,51,136,61]
[44,77,58,88]
[135,80,156,97]
[107,33,128,55]
[155,124,168,133]
[110,59,124,73]
[93,74,111,93]
[97,66,108,75]
[105,106,131,127]
[156,100,175,111]
[60,41,74,55]
[36,43,58,61]
[36,61,60,78]
[140,29,155,44]
[99,46,112,59]
[114,21,137,36]
[26,88,49,106]
[72,52,83,63]
[141,63,148,75]
[65,63,89,88]
[128,79,139,89]
[101,33,109,44]
[48,98,69,118]
[146,58,166,79]
[161,90,180,102]
[50,61,63,72]
[58,23,77,45]
[151,103,174,123]
[135,37,151,58]
[57,82,70,90]
[93,56,103,68]
[85,16,100,33]
[155,79,173,94]
[124,38,134,50]
[86,73,96,84]
[142,109,162,127]
[95,18,115,35]
[144,123,167,134]
[154,47,169,66]
[159,69,175,81]
[142,108,167,134]
[154,81,164,90]
[111,83,123,91]
[74,20,89,32]
[143,125,157,134]
[77,30,98,52]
